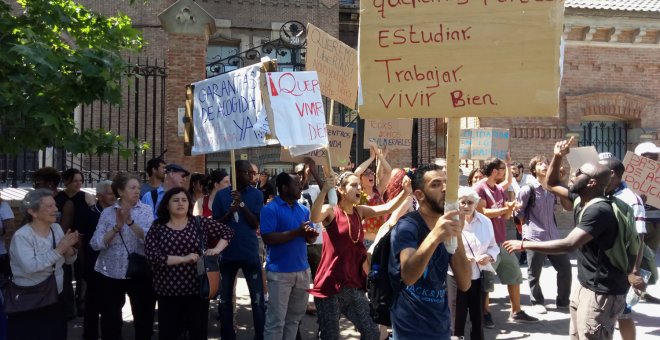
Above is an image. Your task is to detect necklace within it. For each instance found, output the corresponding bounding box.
[342,209,361,244]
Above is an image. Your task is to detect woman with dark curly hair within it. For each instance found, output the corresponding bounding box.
[146,187,234,340]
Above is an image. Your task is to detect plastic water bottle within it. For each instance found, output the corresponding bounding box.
[443,201,459,254]
[626,268,651,307]
[328,188,338,206]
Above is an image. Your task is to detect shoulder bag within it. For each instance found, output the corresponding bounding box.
[194,216,220,299]
[4,228,60,314]
[118,230,152,280]
[463,231,495,293]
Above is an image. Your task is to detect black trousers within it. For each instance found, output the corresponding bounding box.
[7,294,67,340]
[450,276,484,340]
[157,295,210,340]
[98,273,156,340]
[82,271,104,340]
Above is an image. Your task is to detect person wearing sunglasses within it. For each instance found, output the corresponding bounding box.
[447,186,499,340]
[504,137,638,340]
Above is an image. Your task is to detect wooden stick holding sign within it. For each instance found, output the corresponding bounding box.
[325,100,338,205]
[444,118,461,254]
[230,150,239,222]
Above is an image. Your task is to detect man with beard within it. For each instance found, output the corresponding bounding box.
[475,158,537,326]
[260,172,318,340]
[389,163,472,338]
[504,137,639,339]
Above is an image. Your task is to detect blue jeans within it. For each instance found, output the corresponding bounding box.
[219,259,265,340]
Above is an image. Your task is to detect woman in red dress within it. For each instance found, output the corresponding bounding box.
[309,171,411,340]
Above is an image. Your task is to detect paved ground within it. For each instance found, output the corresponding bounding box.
[69,254,660,339]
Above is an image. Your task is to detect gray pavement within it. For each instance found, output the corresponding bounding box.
[69,254,660,339]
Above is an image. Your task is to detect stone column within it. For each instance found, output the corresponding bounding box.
[158,0,215,173]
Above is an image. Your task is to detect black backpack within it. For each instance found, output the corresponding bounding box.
[367,211,427,326]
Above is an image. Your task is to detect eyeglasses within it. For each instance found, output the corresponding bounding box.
[459,200,475,206]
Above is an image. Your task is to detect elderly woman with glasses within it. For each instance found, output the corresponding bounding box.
[7,189,79,340]
[447,186,499,340]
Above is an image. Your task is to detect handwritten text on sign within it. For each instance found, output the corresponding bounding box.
[363,119,413,150]
[358,1,563,119]
[622,151,660,209]
[306,23,359,108]
[280,125,354,167]
[191,64,269,154]
[265,71,328,155]
[469,128,509,161]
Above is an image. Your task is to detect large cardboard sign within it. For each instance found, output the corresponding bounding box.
[623,151,660,209]
[306,23,359,108]
[264,71,328,155]
[190,64,269,154]
[469,128,509,160]
[280,125,354,167]
[363,119,413,150]
[358,1,563,119]
[565,146,600,171]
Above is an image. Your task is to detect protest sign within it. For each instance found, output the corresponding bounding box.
[358,1,563,119]
[190,64,270,155]
[623,151,660,209]
[280,125,354,167]
[469,128,509,160]
[306,23,359,108]
[363,119,413,150]
[565,146,600,171]
[264,71,328,155]
[459,129,472,160]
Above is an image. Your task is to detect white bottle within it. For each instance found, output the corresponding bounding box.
[443,201,459,254]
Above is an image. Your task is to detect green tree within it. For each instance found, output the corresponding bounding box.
[0,0,146,157]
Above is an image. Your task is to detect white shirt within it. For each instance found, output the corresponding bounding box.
[9,224,76,293]
[90,201,153,279]
[0,201,14,255]
[449,212,499,280]
[614,185,646,234]
[509,174,539,195]
[299,185,323,245]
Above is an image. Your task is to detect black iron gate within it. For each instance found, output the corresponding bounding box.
[0,58,167,188]
[579,121,628,160]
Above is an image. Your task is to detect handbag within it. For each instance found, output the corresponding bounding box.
[194,216,220,299]
[4,228,59,314]
[118,230,152,280]
[463,231,495,293]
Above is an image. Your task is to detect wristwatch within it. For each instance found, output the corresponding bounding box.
[238,202,245,208]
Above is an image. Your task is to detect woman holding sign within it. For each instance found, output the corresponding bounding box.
[310,171,411,340]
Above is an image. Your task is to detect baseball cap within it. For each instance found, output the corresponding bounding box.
[598,152,614,160]
[165,164,190,177]
[634,142,659,156]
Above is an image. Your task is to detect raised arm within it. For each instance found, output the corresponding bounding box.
[354,143,376,177]
[375,146,392,194]
[500,151,513,191]
[356,176,411,219]
[546,137,574,200]
[310,178,336,226]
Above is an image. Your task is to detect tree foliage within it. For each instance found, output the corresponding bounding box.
[0,0,147,157]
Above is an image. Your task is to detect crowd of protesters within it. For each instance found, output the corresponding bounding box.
[0,139,658,340]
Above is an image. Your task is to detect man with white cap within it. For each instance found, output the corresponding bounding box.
[634,142,660,304]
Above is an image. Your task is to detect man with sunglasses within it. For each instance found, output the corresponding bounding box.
[504,137,634,339]
[515,156,573,314]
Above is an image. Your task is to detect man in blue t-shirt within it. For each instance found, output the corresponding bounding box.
[389,163,472,339]
[260,172,318,340]
[212,160,265,340]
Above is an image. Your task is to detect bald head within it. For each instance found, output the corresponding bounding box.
[591,162,612,194]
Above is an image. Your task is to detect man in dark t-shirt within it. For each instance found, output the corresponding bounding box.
[389,164,472,339]
[504,137,643,340]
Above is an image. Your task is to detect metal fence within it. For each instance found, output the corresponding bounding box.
[0,58,167,188]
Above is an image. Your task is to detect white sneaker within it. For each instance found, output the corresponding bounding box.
[534,304,547,314]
